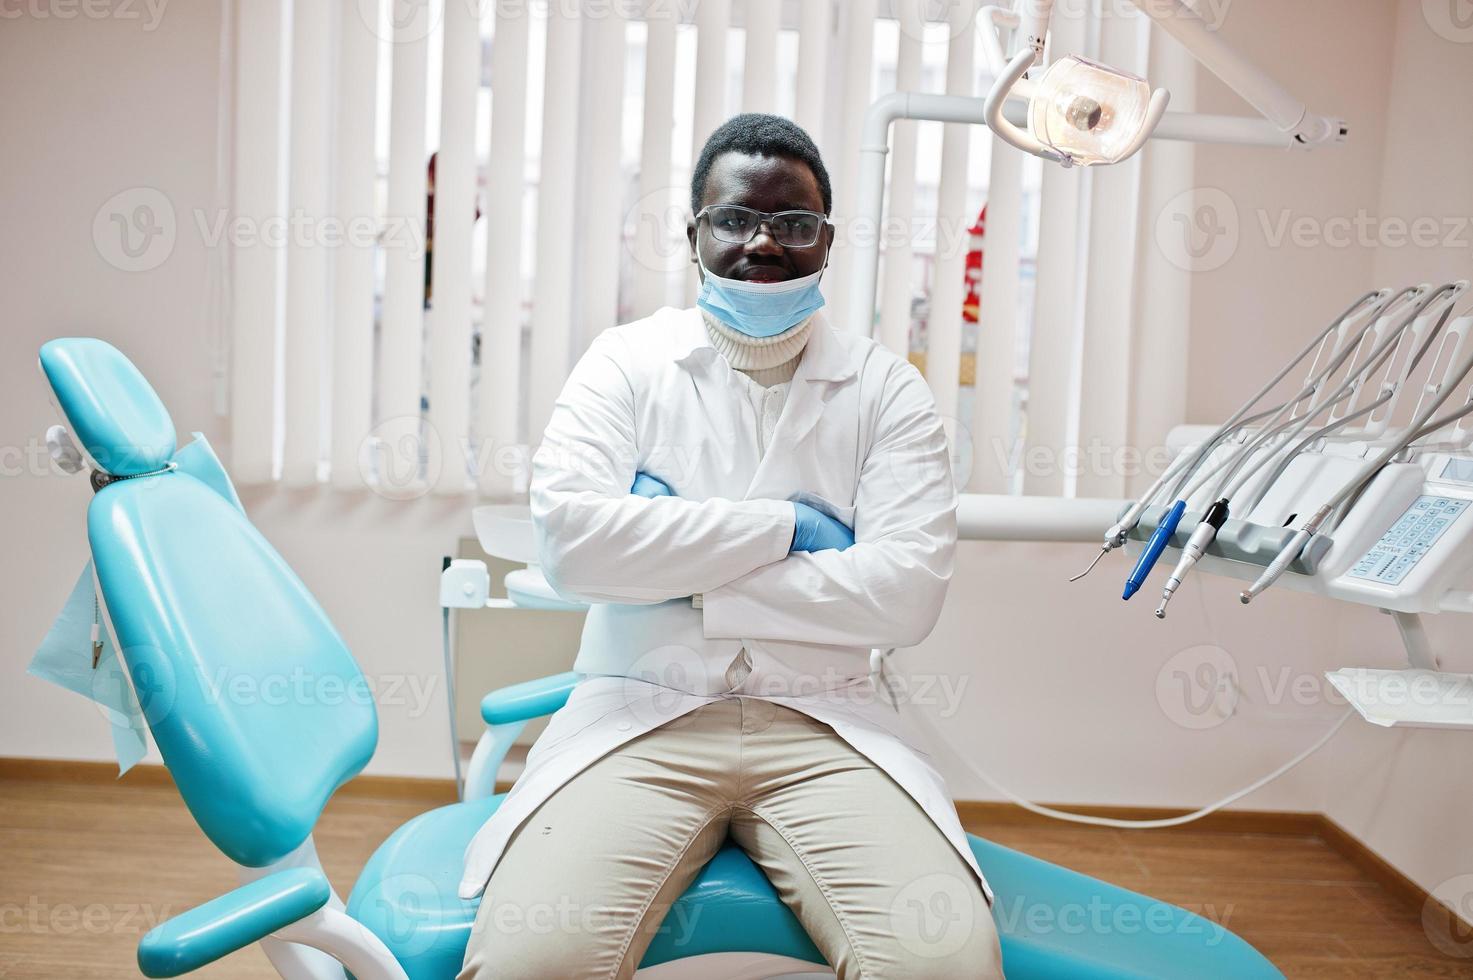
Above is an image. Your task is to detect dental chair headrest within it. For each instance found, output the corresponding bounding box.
[38,338,177,476]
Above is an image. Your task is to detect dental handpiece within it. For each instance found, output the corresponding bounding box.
[1150,403,1331,618]
[1099,412,1276,585]
[1070,449,1197,583]
[1156,498,1230,618]
[1123,499,1186,600]
[1240,505,1332,604]
[1071,290,1393,584]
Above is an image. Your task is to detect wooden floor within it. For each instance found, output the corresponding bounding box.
[1,770,1466,979]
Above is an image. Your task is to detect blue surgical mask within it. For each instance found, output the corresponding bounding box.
[695,249,827,338]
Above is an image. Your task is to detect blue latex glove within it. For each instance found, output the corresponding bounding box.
[790,501,854,553]
[630,471,673,498]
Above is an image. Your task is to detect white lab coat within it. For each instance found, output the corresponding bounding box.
[458,306,989,903]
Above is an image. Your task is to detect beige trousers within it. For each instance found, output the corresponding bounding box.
[459,696,1003,979]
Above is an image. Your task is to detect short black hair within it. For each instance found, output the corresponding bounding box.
[689,113,832,216]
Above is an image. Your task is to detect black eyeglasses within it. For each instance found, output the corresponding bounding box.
[696,204,829,248]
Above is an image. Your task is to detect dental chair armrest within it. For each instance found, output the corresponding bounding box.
[137,867,331,977]
[480,670,581,725]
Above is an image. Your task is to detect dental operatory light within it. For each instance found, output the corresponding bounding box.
[1028,56,1164,167]
[977,0,1346,170]
[984,38,1170,169]
[851,1,1346,332]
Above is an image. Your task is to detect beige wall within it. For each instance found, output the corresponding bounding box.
[1,4,230,761]
[1370,0,1473,289]
[1,0,1467,905]
[1184,0,1400,425]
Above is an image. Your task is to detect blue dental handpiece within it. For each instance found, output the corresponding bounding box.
[1123,499,1187,600]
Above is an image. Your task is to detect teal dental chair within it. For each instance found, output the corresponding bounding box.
[39,337,1285,979]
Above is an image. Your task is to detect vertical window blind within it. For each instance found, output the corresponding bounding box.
[225,0,1170,500]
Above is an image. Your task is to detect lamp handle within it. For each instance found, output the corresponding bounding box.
[983,48,1065,164]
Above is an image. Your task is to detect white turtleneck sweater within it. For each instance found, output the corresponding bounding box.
[699,308,814,388]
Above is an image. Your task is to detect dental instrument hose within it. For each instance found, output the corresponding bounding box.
[1237,290,1466,517]
[1173,285,1427,509]
[1402,397,1473,450]
[1240,393,1397,513]
[1091,287,1396,590]
[899,683,1355,830]
[1160,289,1392,504]
[1072,290,1393,582]
[1213,283,1461,508]
[1155,286,1444,617]
[1249,294,1473,601]
[1212,386,1381,504]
